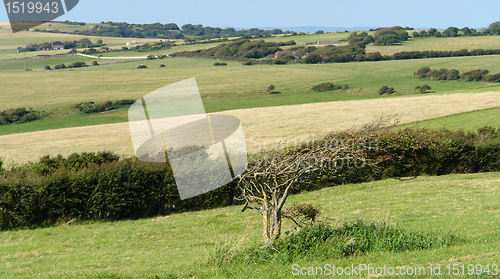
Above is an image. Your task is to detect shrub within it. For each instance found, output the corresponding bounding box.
[43,65,51,70]
[485,73,500,82]
[54,64,67,69]
[214,62,227,66]
[92,61,99,66]
[112,99,136,107]
[378,86,394,95]
[0,107,45,125]
[266,84,276,93]
[445,69,460,80]
[137,64,147,69]
[460,69,489,81]
[159,64,166,68]
[312,82,342,92]
[70,62,86,68]
[74,99,136,114]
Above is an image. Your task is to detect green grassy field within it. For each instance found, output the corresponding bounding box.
[2,21,500,279]
[367,35,500,55]
[0,172,498,278]
[2,55,500,135]
[0,22,169,59]
[263,32,352,44]
[402,107,500,131]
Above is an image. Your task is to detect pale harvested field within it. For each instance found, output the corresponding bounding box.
[2,92,500,165]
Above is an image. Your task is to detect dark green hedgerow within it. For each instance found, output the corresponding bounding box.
[0,153,237,229]
[2,125,500,229]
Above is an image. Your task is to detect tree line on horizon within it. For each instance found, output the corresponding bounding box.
[34,21,288,40]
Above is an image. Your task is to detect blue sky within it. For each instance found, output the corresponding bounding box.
[1,0,499,30]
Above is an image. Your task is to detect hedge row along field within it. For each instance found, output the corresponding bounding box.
[414,67,500,82]
[1,124,500,229]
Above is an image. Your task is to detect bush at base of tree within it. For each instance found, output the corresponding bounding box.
[212,220,464,265]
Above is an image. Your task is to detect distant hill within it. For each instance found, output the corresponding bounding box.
[254,26,378,33]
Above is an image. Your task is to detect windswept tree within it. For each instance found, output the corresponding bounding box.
[237,119,392,245]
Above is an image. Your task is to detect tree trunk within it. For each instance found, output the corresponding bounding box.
[262,195,272,246]
[262,198,284,246]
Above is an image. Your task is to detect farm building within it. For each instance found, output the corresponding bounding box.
[317,40,339,45]
[51,41,65,50]
[305,40,339,46]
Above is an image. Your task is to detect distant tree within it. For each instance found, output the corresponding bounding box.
[434,31,443,37]
[43,65,51,71]
[415,67,431,79]
[315,30,325,34]
[96,39,103,44]
[363,35,374,44]
[415,84,431,93]
[488,21,500,35]
[375,33,400,45]
[347,31,360,44]
[460,27,471,35]
[78,38,92,47]
[445,69,460,80]
[419,30,428,37]
[374,27,408,45]
[412,31,420,37]
[428,28,437,36]
[303,53,322,64]
[443,27,459,37]
[379,85,389,95]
